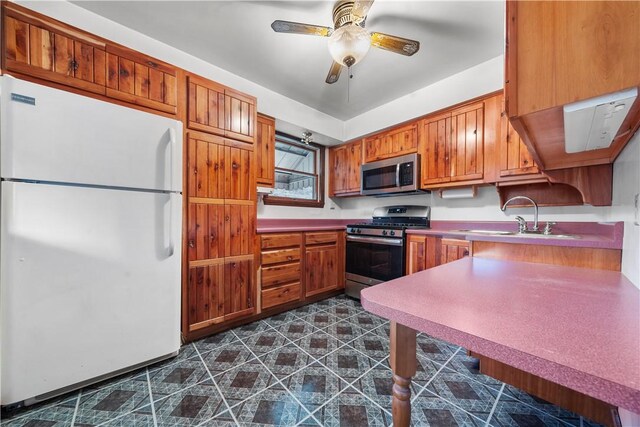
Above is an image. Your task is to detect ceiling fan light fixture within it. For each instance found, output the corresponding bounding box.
[328,24,371,67]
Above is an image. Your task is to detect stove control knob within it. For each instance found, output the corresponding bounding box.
[389,230,395,236]
[349,228,355,233]
[382,230,388,236]
[357,228,362,234]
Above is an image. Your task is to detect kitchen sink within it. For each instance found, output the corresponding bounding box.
[455,229,516,235]
[454,229,580,239]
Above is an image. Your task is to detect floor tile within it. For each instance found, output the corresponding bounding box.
[240,328,291,357]
[274,318,318,341]
[292,330,344,359]
[498,385,583,426]
[287,304,326,318]
[200,341,256,377]
[424,369,497,422]
[0,395,78,427]
[147,344,200,374]
[309,386,392,427]
[374,354,444,394]
[349,362,395,411]
[446,351,505,389]
[321,320,368,344]
[100,404,156,426]
[489,399,572,426]
[193,330,240,355]
[230,320,273,340]
[280,362,348,414]
[199,409,238,426]
[229,382,310,426]
[262,311,302,328]
[312,298,344,309]
[410,389,486,426]
[347,330,390,362]
[299,312,340,330]
[153,382,227,426]
[73,373,151,426]
[213,358,279,407]
[319,346,380,384]
[338,297,364,309]
[322,305,361,321]
[258,343,315,380]
[416,334,459,363]
[345,312,388,332]
[148,358,211,401]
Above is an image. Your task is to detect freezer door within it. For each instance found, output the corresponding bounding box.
[0,76,182,192]
[0,181,182,405]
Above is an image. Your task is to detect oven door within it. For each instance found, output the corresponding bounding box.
[345,235,404,284]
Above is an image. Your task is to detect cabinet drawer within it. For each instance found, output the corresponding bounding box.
[261,233,302,249]
[305,232,338,245]
[261,248,301,266]
[261,262,301,288]
[261,282,301,310]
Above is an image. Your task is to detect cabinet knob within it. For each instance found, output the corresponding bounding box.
[188,240,195,248]
[232,162,239,169]
[287,256,293,260]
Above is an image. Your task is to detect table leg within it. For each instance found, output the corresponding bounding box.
[390,321,417,427]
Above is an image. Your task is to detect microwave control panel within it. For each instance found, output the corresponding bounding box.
[399,162,414,186]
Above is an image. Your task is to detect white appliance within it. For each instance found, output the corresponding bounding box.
[0,76,183,407]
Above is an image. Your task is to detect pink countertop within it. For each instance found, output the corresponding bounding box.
[361,257,640,412]
[409,220,624,249]
[256,219,359,233]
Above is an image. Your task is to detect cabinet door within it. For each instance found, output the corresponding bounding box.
[450,103,484,182]
[305,244,338,297]
[346,141,362,193]
[224,145,254,201]
[420,113,452,185]
[256,114,275,186]
[4,7,107,94]
[187,133,225,200]
[106,46,177,114]
[329,145,347,195]
[187,264,225,332]
[441,239,470,264]
[387,124,418,156]
[187,204,225,261]
[406,235,441,274]
[225,88,257,144]
[224,204,255,257]
[224,258,255,320]
[188,75,226,136]
[364,134,385,163]
[500,118,540,178]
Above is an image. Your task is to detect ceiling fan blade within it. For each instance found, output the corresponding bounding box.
[370,32,420,56]
[352,0,374,24]
[326,61,342,84]
[271,20,332,37]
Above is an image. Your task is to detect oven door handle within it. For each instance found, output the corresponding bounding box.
[395,163,401,187]
[346,235,404,246]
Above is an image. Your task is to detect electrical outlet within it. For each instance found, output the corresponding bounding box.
[635,193,639,226]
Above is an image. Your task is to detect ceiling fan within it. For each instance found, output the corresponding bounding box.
[271,0,420,84]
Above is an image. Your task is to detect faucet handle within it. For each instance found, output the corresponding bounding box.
[515,216,527,233]
[543,221,557,235]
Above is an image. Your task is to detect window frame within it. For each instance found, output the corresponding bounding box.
[263,133,325,208]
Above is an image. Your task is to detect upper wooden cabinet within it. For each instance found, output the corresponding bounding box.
[187,75,257,144]
[419,101,485,187]
[505,1,640,170]
[256,114,275,187]
[3,3,107,94]
[105,45,177,114]
[364,123,418,163]
[329,139,362,197]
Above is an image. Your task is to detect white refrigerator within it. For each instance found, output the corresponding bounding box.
[0,76,183,407]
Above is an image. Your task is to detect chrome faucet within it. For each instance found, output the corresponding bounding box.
[501,196,539,232]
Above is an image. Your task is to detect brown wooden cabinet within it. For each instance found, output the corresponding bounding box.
[420,102,485,187]
[499,113,540,179]
[304,231,344,297]
[505,1,640,170]
[105,45,177,114]
[260,233,303,310]
[256,114,275,187]
[329,140,362,196]
[405,234,469,274]
[364,123,418,163]
[3,3,107,94]
[187,75,257,144]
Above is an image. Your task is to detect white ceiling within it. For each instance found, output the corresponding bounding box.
[73,1,504,121]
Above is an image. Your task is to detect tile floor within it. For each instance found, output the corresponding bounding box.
[1,295,604,426]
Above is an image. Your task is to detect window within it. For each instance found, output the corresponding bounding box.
[264,132,325,208]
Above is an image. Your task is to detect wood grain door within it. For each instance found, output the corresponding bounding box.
[329,145,346,195]
[187,75,226,136]
[187,263,224,332]
[305,244,338,297]
[187,204,225,261]
[387,123,418,157]
[500,113,540,178]
[224,88,256,144]
[224,204,255,257]
[256,114,275,186]
[224,258,255,320]
[346,141,362,193]
[441,239,470,264]
[4,6,107,94]
[187,133,225,201]
[420,113,452,186]
[224,145,254,202]
[450,102,484,182]
[364,134,385,163]
[405,235,441,274]
[105,46,177,114]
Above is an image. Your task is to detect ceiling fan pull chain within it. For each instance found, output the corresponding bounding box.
[348,65,351,103]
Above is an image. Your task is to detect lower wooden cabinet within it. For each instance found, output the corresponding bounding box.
[259,230,345,311]
[406,234,470,274]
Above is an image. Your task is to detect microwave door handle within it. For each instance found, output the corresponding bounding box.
[395,163,401,187]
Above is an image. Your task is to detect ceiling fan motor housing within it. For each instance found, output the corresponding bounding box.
[333,1,357,29]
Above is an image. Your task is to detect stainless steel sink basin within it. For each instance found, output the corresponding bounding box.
[453,229,580,239]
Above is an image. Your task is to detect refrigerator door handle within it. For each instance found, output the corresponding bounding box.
[169,127,177,192]
[168,192,176,257]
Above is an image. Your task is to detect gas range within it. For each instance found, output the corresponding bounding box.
[346,206,431,238]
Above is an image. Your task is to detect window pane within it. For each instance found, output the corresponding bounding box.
[273,171,317,200]
[275,141,316,174]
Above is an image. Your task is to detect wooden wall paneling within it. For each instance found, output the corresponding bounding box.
[187,262,225,332]
[256,113,275,186]
[472,241,622,271]
[224,258,255,320]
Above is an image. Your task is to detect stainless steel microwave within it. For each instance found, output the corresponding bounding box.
[361,153,421,196]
